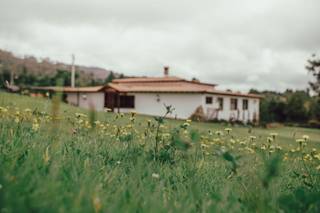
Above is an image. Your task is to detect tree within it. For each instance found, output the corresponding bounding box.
[286,92,308,122]
[105,71,115,83]
[309,98,320,120]
[306,54,320,96]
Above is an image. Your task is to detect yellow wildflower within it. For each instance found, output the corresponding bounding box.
[92,195,102,213]
[152,173,160,179]
[302,135,309,141]
[224,128,232,134]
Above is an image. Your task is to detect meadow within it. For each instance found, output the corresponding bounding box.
[0,92,320,213]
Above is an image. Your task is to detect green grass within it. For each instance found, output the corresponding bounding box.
[0,91,320,213]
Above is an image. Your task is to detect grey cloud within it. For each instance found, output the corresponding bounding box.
[0,0,319,92]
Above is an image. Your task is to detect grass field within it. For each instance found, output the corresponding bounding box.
[0,91,320,212]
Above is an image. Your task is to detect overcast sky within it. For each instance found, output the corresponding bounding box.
[0,0,319,92]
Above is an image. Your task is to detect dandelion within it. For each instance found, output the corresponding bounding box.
[302,135,309,141]
[249,136,256,141]
[152,173,160,179]
[239,141,246,146]
[0,106,8,113]
[303,154,312,161]
[224,128,232,134]
[268,145,276,153]
[130,111,137,117]
[24,108,32,113]
[201,143,209,148]
[215,131,223,136]
[31,118,40,131]
[130,117,135,122]
[296,139,304,144]
[182,122,190,128]
[267,137,273,143]
[314,154,320,160]
[32,122,40,131]
[269,133,278,138]
[245,147,255,154]
[104,108,112,112]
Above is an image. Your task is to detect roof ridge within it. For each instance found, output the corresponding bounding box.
[112,76,185,83]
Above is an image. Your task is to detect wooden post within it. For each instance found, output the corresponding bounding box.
[117,93,120,113]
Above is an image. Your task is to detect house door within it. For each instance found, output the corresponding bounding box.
[105,92,119,112]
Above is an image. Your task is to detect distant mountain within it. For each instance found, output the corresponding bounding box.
[0,49,120,87]
[77,66,112,79]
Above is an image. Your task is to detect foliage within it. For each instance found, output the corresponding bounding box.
[251,89,318,125]
[0,49,114,88]
[105,71,115,83]
[0,92,320,212]
[306,54,320,96]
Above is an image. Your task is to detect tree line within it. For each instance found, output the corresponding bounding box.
[251,54,320,127]
[250,89,320,127]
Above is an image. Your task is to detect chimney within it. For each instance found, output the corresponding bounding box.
[164,66,169,77]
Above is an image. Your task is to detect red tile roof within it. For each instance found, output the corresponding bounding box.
[31,86,105,93]
[30,76,262,98]
[108,77,262,98]
[112,76,184,83]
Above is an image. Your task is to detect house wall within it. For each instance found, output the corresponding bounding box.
[119,93,203,119]
[64,91,260,122]
[202,94,260,123]
[66,92,105,111]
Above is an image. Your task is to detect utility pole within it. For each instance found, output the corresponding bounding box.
[10,63,15,86]
[71,54,75,87]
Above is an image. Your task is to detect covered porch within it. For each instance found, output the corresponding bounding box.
[104,88,135,112]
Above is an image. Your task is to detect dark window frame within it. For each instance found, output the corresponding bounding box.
[243,99,248,110]
[217,97,224,110]
[206,96,213,104]
[230,98,238,110]
[119,95,135,108]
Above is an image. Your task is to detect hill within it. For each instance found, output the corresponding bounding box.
[0,49,120,87]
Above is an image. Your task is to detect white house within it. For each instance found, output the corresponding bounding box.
[33,68,262,123]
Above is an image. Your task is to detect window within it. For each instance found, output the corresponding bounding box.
[230,98,238,110]
[119,95,135,108]
[243,99,248,110]
[206,96,213,104]
[217,97,224,110]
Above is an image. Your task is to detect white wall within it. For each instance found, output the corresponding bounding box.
[120,93,203,119]
[202,94,260,123]
[65,91,260,122]
[66,92,105,111]
[66,93,78,106]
